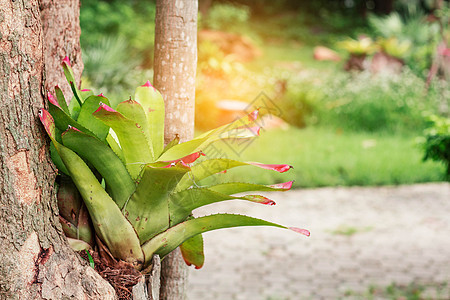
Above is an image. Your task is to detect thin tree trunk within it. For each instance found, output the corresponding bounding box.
[153,0,198,299]
[0,1,114,298]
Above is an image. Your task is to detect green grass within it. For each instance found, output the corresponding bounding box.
[201,127,446,188]
[330,225,373,236]
[246,40,343,73]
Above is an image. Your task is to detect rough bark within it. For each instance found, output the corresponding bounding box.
[0,1,114,299]
[153,0,198,299]
[40,0,84,102]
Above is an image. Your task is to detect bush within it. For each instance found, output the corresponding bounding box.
[368,10,440,76]
[80,0,156,66]
[276,68,447,134]
[203,3,250,32]
[319,69,445,133]
[82,36,153,107]
[422,114,450,179]
[275,70,324,128]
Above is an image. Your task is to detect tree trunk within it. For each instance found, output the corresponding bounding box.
[0,1,114,298]
[40,0,84,102]
[153,0,198,299]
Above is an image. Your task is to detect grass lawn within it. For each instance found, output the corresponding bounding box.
[200,126,446,188]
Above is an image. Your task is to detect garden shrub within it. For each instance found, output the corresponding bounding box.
[423,114,450,179]
[368,10,440,76]
[319,69,445,133]
[80,0,156,65]
[82,36,153,107]
[276,68,447,134]
[203,2,250,33]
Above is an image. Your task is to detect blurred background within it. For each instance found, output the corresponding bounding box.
[79,1,450,298]
[79,0,449,188]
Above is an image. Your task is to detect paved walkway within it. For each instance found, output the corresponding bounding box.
[186,183,450,299]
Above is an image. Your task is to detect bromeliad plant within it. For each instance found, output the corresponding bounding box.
[40,57,309,271]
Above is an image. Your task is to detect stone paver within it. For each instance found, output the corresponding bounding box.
[186,183,450,299]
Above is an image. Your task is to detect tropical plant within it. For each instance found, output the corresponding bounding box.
[337,36,377,56]
[203,2,250,33]
[377,37,411,59]
[40,57,309,271]
[368,10,440,75]
[82,36,144,107]
[422,114,450,179]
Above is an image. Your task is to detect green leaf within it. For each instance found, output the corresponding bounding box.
[62,57,83,107]
[93,103,154,179]
[135,82,165,159]
[85,249,95,268]
[39,109,144,268]
[176,159,292,191]
[157,135,212,162]
[141,214,308,264]
[61,129,135,209]
[77,95,111,141]
[69,89,94,120]
[106,130,125,163]
[161,134,180,156]
[54,86,69,114]
[207,181,293,195]
[50,142,69,175]
[169,188,276,226]
[116,99,153,156]
[123,162,191,243]
[158,110,260,162]
[58,145,143,267]
[179,233,204,269]
[48,101,94,137]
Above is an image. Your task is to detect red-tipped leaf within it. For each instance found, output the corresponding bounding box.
[248,162,293,173]
[289,227,310,237]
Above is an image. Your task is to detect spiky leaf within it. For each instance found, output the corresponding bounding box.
[93,103,154,178]
[180,233,205,269]
[176,159,292,191]
[141,214,309,265]
[135,82,165,158]
[169,188,277,226]
[40,109,144,267]
[77,95,111,141]
[61,129,135,208]
[123,162,191,243]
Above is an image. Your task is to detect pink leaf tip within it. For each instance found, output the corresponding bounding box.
[94,102,116,113]
[81,89,91,92]
[249,162,293,173]
[142,80,154,88]
[269,181,294,190]
[289,227,310,237]
[248,126,260,136]
[245,195,276,205]
[97,93,106,98]
[179,151,206,166]
[248,110,259,121]
[47,92,60,107]
[67,125,81,132]
[62,56,71,67]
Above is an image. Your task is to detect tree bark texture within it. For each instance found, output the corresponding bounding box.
[153,0,198,299]
[0,1,114,298]
[154,0,197,145]
[40,0,84,102]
